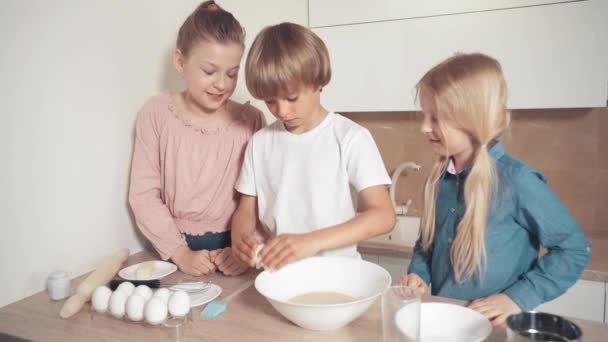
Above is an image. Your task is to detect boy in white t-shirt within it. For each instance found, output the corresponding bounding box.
[231,22,396,271]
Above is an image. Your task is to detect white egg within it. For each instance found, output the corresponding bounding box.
[254,244,265,269]
[109,290,128,319]
[144,297,168,325]
[153,288,171,304]
[168,290,190,318]
[91,286,112,313]
[125,294,146,321]
[133,285,153,301]
[116,282,135,296]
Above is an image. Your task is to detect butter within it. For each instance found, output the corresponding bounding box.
[135,261,155,280]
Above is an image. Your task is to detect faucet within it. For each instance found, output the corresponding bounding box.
[389,161,421,216]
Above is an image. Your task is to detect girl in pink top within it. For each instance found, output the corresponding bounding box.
[129,1,265,277]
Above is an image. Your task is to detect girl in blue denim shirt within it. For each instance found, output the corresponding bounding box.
[399,53,591,326]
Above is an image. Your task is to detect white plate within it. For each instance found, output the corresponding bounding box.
[118,261,177,281]
[169,283,222,307]
[396,302,492,342]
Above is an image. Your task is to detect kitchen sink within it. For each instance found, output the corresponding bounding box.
[368,216,420,247]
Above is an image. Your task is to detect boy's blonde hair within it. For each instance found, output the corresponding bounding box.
[245,22,331,99]
[417,53,511,283]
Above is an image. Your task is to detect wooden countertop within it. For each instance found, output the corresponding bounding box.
[1,251,606,341]
[358,231,608,282]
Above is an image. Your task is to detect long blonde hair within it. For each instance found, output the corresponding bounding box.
[417,53,511,282]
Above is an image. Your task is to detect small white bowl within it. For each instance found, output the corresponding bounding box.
[396,302,492,342]
[255,256,391,331]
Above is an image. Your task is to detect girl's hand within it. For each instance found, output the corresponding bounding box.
[231,227,257,267]
[260,233,321,271]
[213,247,250,276]
[171,246,217,276]
[467,293,522,326]
[397,273,429,294]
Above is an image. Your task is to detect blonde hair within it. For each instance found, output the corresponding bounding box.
[176,1,245,57]
[245,22,331,99]
[417,53,511,282]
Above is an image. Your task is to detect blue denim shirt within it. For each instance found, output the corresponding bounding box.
[408,143,591,311]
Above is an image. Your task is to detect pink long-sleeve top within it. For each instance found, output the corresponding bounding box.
[128,93,265,260]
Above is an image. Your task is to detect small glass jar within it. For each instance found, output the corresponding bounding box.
[47,270,70,300]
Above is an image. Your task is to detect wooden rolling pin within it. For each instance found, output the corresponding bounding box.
[59,248,130,319]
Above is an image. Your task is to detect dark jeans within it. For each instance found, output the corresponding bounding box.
[184,231,231,251]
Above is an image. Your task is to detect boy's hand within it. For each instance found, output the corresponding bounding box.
[213,247,250,276]
[467,293,522,327]
[260,233,321,271]
[397,273,429,294]
[231,227,257,267]
[171,246,217,276]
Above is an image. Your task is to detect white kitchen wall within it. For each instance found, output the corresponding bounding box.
[0,0,306,307]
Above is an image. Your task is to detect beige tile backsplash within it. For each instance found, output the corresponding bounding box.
[344,108,608,233]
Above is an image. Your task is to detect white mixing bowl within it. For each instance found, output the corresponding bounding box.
[396,302,492,342]
[255,256,392,331]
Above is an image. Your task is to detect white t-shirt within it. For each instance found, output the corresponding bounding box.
[236,112,391,258]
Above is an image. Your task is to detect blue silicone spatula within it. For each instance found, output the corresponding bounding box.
[200,279,254,319]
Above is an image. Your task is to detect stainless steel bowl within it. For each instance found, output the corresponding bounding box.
[506,312,582,342]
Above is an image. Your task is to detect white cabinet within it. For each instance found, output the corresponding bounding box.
[361,253,411,285]
[378,256,411,285]
[361,253,379,264]
[535,279,605,323]
[309,0,576,27]
[313,0,608,111]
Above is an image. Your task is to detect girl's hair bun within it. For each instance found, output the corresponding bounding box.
[204,1,220,11]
